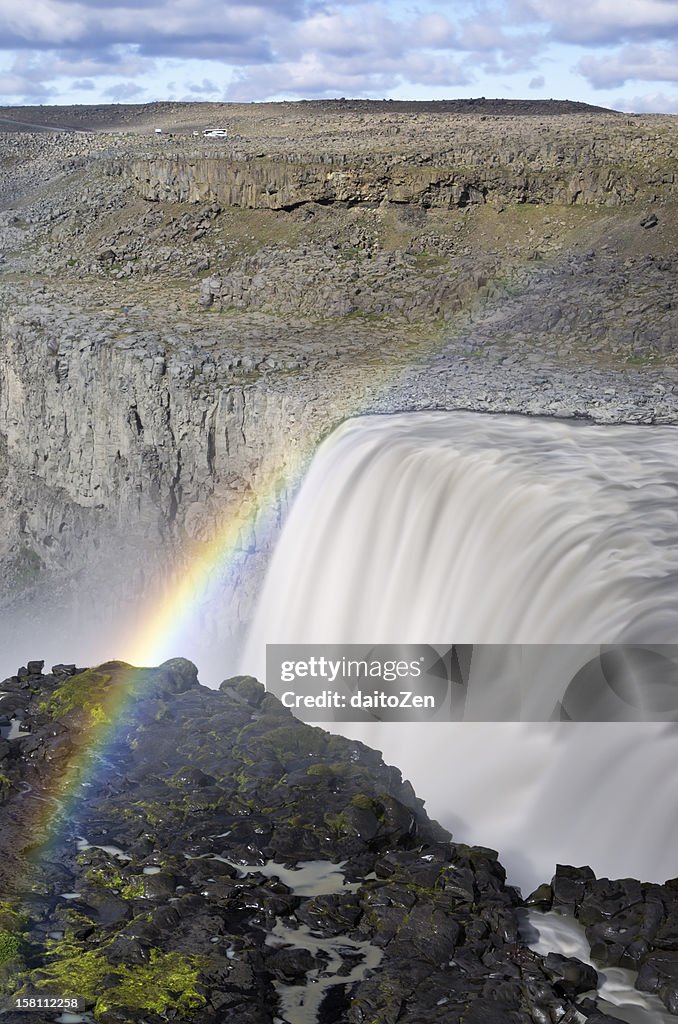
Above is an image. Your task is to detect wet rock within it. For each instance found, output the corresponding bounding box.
[637,950,678,1012]
[141,871,177,899]
[543,951,598,996]
[552,864,596,912]
[51,663,78,676]
[525,883,553,910]
[86,890,134,927]
[295,893,362,935]
[267,944,324,981]
[219,675,266,706]
[578,1002,627,1023]
[0,656,671,1020]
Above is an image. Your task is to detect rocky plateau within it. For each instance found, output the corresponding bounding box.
[0,100,676,661]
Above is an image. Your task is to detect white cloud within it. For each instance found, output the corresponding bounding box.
[103,80,144,100]
[578,42,678,86]
[226,46,471,101]
[9,47,152,81]
[221,5,478,99]
[515,0,678,43]
[415,12,458,48]
[0,0,91,47]
[614,88,678,111]
[0,0,677,105]
[186,77,220,95]
[0,68,57,99]
[294,9,405,57]
[0,0,290,54]
[459,23,509,51]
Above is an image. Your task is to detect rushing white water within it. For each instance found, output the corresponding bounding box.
[524,910,674,1024]
[242,411,678,892]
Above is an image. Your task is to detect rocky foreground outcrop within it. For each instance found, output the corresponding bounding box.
[0,658,675,1022]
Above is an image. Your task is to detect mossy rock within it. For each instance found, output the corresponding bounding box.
[218,675,265,706]
[38,667,114,725]
[0,930,22,966]
[0,903,28,934]
[32,939,207,1020]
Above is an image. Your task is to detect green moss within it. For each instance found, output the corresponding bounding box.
[305,764,335,778]
[0,903,29,982]
[324,811,352,836]
[121,799,165,826]
[0,773,11,789]
[38,668,113,725]
[625,353,658,366]
[253,725,350,763]
[35,939,206,1020]
[154,700,169,721]
[0,904,27,933]
[412,251,448,270]
[349,793,377,811]
[85,868,145,900]
[283,814,306,827]
[0,931,21,965]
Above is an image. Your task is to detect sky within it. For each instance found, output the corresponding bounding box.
[0,0,676,113]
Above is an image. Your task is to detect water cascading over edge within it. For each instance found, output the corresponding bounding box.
[242,411,678,891]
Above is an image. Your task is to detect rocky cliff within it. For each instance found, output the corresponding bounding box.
[0,290,320,660]
[124,108,677,211]
[0,101,676,673]
[130,134,675,210]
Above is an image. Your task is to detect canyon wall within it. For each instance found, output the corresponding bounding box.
[0,102,675,673]
[128,141,675,210]
[0,300,331,661]
[123,112,676,211]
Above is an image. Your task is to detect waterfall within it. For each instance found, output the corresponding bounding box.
[242,411,678,892]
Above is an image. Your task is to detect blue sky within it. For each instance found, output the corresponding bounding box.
[0,0,676,112]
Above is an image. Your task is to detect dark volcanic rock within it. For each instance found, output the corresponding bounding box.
[637,951,678,1012]
[543,951,599,997]
[0,658,664,1022]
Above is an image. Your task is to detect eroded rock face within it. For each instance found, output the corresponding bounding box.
[0,291,330,652]
[128,113,677,211]
[0,657,636,1022]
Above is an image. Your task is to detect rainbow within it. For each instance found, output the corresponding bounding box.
[14,274,519,863]
[121,466,287,670]
[15,351,403,865]
[18,664,148,870]
[118,341,439,672]
[18,469,296,867]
